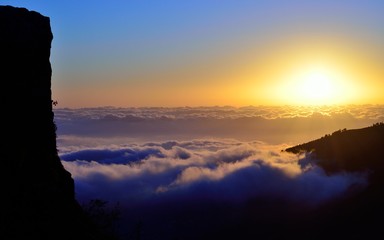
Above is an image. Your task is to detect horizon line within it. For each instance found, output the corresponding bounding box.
[52,103,384,110]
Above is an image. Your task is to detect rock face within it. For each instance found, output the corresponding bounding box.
[0,5,106,239]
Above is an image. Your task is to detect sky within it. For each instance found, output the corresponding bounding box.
[3,1,384,107]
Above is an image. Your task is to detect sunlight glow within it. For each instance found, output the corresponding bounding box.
[271,62,359,106]
[296,66,338,103]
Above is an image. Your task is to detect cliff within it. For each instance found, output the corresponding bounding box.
[0,5,110,239]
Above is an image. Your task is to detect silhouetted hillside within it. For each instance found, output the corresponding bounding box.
[283,122,384,239]
[285,122,384,174]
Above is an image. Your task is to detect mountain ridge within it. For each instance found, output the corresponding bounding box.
[285,122,384,174]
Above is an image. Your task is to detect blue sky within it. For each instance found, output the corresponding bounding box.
[3,1,384,107]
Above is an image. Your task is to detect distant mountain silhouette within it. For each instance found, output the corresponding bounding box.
[0,5,114,240]
[285,122,384,175]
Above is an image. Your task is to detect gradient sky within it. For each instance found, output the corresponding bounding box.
[4,1,384,107]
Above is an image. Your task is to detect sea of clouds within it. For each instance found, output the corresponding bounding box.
[61,139,366,206]
[55,104,384,144]
[55,105,381,239]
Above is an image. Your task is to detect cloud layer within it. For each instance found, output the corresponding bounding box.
[61,140,366,205]
[60,139,367,239]
[54,105,384,144]
[54,105,384,121]
[55,105,378,239]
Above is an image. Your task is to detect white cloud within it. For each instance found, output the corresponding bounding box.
[60,140,367,207]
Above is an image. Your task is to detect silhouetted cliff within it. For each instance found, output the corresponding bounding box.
[0,5,111,239]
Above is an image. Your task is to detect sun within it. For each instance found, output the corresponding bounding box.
[296,66,338,104]
[273,63,355,106]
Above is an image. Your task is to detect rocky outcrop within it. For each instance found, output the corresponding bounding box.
[0,5,109,239]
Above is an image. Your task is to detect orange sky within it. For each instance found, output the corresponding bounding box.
[7,1,384,108]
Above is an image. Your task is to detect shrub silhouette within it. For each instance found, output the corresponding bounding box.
[82,199,121,239]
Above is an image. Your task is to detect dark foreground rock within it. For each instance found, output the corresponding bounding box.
[0,5,113,239]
